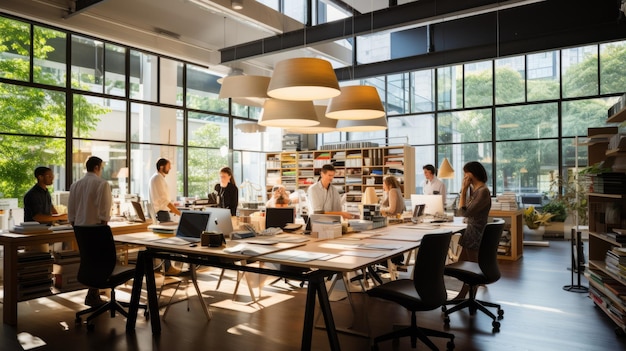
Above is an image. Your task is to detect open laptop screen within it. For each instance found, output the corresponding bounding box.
[265,207,295,229]
[176,211,211,239]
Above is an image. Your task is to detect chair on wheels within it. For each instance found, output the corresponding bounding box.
[73,225,148,330]
[442,219,505,332]
[366,231,455,351]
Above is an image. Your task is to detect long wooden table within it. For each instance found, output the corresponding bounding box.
[117,225,453,351]
[0,221,150,326]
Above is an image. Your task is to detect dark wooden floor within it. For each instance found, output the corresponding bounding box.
[2,240,626,351]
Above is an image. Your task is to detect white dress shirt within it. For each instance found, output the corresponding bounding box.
[307,181,342,214]
[149,171,171,212]
[422,176,447,206]
[68,172,112,225]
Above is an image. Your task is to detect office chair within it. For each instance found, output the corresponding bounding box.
[442,219,505,332]
[73,225,148,330]
[366,231,455,350]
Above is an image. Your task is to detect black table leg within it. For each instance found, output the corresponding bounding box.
[301,275,341,351]
[126,250,145,332]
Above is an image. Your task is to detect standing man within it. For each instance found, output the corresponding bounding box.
[307,164,354,219]
[68,156,113,307]
[149,158,181,223]
[24,166,67,224]
[422,164,447,206]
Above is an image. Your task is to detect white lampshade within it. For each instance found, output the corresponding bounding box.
[326,85,385,120]
[218,75,270,107]
[267,58,341,101]
[336,116,387,132]
[438,158,454,179]
[285,105,337,134]
[258,99,320,128]
[362,187,378,204]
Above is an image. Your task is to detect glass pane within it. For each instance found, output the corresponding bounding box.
[388,115,434,145]
[496,139,558,196]
[562,45,598,99]
[0,17,30,82]
[71,35,103,93]
[72,140,127,186]
[283,0,306,23]
[317,0,350,25]
[347,128,386,142]
[413,145,435,195]
[411,69,434,113]
[0,83,66,136]
[34,26,66,87]
[437,65,463,110]
[0,135,66,203]
[234,151,266,202]
[188,112,229,149]
[160,58,183,106]
[438,143,493,194]
[231,102,249,118]
[438,109,492,144]
[527,50,559,102]
[600,41,626,95]
[495,56,525,104]
[130,144,183,203]
[186,64,227,113]
[234,119,266,150]
[495,103,557,141]
[131,103,183,144]
[188,147,228,198]
[130,49,158,102]
[387,73,409,115]
[104,43,126,97]
[357,32,391,65]
[561,137,588,170]
[562,97,616,138]
[464,61,492,108]
[74,95,125,141]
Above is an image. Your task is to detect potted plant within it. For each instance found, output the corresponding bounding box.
[523,206,555,240]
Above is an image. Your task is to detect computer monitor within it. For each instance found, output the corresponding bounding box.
[265,207,296,229]
[411,194,444,216]
[205,207,234,236]
[176,210,211,240]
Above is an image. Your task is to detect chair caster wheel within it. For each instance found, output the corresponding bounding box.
[446,340,455,350]
[443,316,450,326]
[498,309,504,319]
[492,320,501,332]
[441,306,447,313]
[87,323,95,331]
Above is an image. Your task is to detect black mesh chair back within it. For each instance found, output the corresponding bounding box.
[413,230,455,309]
[75,225,119,288]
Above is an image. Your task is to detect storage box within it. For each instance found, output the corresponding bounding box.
[310,214,342,239]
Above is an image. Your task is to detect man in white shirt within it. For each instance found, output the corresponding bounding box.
[307,164,353,219]
[149,158,181,223]
[422,164,447,206]
[67,156,113,307]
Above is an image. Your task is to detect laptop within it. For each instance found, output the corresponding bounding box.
[130,201,146,222]
[175,210,211,243]
[205,207,234,236]
[265,207,296,229]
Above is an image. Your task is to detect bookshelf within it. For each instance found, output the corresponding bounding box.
[584,97,626,335]
[489,209,523,261]
[265,145,416,209]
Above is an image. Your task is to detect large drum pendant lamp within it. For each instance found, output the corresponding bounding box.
[326,85,385,120]
[218,75,270,107]
[267,58,341,101]
[286,105,338,134]
[258,99,320,128]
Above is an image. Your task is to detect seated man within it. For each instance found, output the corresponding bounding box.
[24,166,67,224]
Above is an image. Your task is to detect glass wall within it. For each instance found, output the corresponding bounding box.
[1,13,625,210]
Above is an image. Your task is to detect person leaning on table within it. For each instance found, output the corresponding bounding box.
[307,164,355,220]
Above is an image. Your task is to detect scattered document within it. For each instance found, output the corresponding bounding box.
[339,250,384,258]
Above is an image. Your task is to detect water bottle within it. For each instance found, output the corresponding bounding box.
[8,209,14,230]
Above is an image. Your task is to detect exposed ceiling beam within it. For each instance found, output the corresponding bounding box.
[220,0,536,63]
[66,0,107,18]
